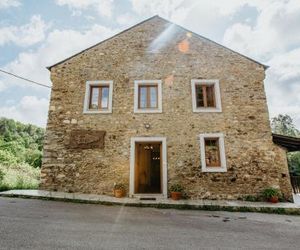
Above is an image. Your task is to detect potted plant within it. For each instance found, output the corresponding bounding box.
[169,184,184,200]
[114,183,126,198]
[262,187,281,203]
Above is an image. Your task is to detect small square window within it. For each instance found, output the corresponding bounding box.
[138,85,158,109]
[89,86,109,110]
[83,81,113,114]
[134,80,162,113]
[191,80,222,112]
[199,133,227,172]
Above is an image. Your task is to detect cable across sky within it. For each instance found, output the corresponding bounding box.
[0,69,51,89]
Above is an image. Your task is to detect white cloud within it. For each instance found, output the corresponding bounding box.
[130,0,190,23]
[0,96,49,127]
[0,80,5,92]
[0,15,49,47]
[265,48,300,127]
[0,0,20,9]
[223,0,300,60]
[220,0,300,128]
[116,13,137,27]
[129,0,270,41]
[55,0,114,17]
[1,24,118,89]
[0,23,118,126]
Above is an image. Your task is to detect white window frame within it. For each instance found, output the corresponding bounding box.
[134,80,162,113]
[83,80,113,114]
[199,133,227,172]
[191,79,222,112]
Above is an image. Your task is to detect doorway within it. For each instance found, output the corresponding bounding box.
[130,137,167,197]
[135,142,161,193]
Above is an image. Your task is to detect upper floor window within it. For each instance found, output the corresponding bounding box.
[199,133,227,172]
[83,81,113,114]
[191,79,222,112]
[134,80,162,113]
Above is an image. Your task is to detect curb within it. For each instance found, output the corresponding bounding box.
[1,193,300,215]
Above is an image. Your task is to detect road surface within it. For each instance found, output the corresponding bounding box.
[0,197,300,249]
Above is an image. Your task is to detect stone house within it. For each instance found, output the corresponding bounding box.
[40,16,293,200]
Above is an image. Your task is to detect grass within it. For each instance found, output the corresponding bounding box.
[0,163,40,191]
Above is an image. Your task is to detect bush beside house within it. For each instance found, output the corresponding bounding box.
[0,117,43,191]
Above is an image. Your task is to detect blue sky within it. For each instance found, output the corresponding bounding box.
[0,0,299,128]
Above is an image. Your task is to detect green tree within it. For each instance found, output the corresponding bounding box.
[0,150,18,165]
[271,114,300,175]
[0,117,45,168]
[271,114,300,137]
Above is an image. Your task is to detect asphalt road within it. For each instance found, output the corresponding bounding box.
[0,197,300,250]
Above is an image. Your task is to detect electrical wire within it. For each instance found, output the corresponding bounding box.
[0,68,51,89]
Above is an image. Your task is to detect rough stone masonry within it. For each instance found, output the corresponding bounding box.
[40,16,293,200]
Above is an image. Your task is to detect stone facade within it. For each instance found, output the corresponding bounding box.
[40,16,293,200]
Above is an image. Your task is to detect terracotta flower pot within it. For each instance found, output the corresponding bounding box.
[269,196,278,203]
[114,189,125,198]
[171,192,182,200]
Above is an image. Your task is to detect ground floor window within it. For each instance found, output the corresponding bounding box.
[199,133,227,172]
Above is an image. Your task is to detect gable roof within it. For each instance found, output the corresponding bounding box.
[47,15,268,71]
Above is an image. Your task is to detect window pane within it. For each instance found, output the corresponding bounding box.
[89,87,99,109]
[139,87,147,108]
[206,85,215,107]
[195,85,204,107]
[205,138,220,167]
[150,86,157,108]
[101,87,109,108]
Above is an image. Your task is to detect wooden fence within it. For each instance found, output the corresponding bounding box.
[291,176,300,193]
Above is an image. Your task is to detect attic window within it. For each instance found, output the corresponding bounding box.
[134,80,162,113]
[199,133,227,172]
[191,79,222,112]
[83,81,113,114]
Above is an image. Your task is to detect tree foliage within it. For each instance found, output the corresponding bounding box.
[271,114,300,137]
[0,117,45,168]
[271,114,300,176]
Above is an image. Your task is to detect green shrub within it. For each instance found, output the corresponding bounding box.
[262,187,281,200]
[0,163,40,190]
[244,195,261,202]
[0,168,4,183]
[169,183,184,192]
[0,150,18,165]
[114,183,126,190]
[25,149,43,168]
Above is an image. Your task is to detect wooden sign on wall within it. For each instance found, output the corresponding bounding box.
[68,130,106,149]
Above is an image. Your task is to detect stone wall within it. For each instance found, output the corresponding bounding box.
[40,16,293,200]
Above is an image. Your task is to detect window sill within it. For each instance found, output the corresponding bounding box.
[83,110,112,114]
[193,108,222,113]
[202,167,227,173]
[134,109,162,114]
